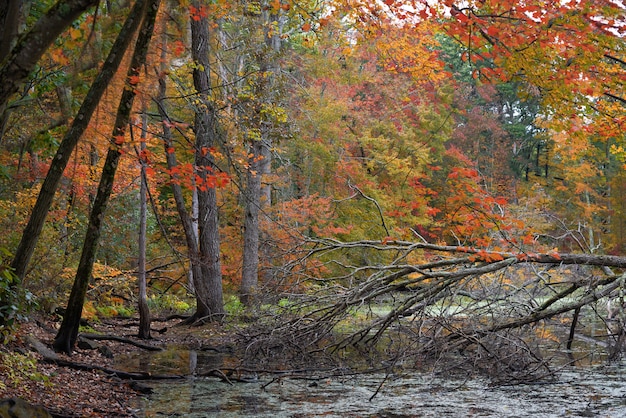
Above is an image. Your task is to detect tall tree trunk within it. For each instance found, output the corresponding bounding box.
[240,140,263,305]
[53,0,159,354]
[190,1,225,321]
[155,32,204,317]
[239,8,282,306]
[137,111,151,339]
[10,0,148,281]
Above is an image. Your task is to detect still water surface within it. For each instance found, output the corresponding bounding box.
[120,350,626,417]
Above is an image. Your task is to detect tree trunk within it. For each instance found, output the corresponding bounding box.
[240,140,263,305]
[190,1,225,321]
[137,111,151,339]
[0,0,99,115]
[0,0,23,62]
[155,34,204,317]
[10,0,148,281]
[53,0,159,354]
[239,8,282,306]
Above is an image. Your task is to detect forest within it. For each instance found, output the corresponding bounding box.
[1,0,626,416]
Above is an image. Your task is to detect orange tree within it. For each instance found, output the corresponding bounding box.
[441,0,626,252]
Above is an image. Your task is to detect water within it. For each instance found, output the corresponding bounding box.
[121,350,626,417]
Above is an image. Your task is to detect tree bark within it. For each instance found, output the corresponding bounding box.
[190,1,225,321]
[54,0,160,354]
[240,140,263,305]
[137,111,151,339]
[239,8,282,306]
[155,34,205,318]
[10,0,148,281]
[0,0,99,114]
[0,0,26,66]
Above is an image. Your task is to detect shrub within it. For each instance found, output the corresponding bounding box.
[0,264,35,343]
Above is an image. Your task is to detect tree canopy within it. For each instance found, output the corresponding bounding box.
[0,0,625,378]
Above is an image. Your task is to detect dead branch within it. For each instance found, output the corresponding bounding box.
[79,333,163,351]
[247,238,626,382]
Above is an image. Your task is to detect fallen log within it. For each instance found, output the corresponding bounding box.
[43,356,183,380]
[25,335,179,380]
[79,333,163,351]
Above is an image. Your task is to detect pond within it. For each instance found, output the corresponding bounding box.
[118,349,626,417]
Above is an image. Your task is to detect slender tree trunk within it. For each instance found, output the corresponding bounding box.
[10,0,147,280]
[240,140,263,305]
[155,36,205,317]
[239,8,282,306]
[189,186,199,293]
[53,0,159,354]
[190,1,225,321]
[137,111,151,339]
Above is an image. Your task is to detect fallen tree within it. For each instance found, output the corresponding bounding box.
[239,238,626,384]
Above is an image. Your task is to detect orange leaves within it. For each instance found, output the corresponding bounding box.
[113,135,125,146]
[373,20,446,86]
[270,0,291,12]
[468,250,505,263]
[188,5,208,22]
[426,207,441,217]
[447,167,478,180]
[548,248,561,260]
[270,0,281,12]
[381,236,395,244]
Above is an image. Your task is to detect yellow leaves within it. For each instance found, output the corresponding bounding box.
[260,103,288,124]
[610,144,626,160]
[69,27,82,41]
[374,22,446,85]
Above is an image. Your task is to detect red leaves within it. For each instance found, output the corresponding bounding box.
[426,207,441,217]
[189,5,208,22]
[195,171,230,191]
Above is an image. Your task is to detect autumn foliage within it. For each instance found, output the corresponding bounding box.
[0,0,624,324]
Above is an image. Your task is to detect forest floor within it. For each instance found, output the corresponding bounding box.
[0,313,225,417]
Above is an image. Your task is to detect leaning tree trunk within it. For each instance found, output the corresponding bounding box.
[189,1,225,322]
[53,0,160,354]
[10,0,147,281]
[155,30,204,316]
[0,0,99,133]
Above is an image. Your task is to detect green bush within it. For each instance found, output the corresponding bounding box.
[0,351,50,391]
[147,293,193,314]
[224,295,245,316]
[0,264,35,343]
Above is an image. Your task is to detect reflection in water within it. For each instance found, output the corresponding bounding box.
[124,349,626,417]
